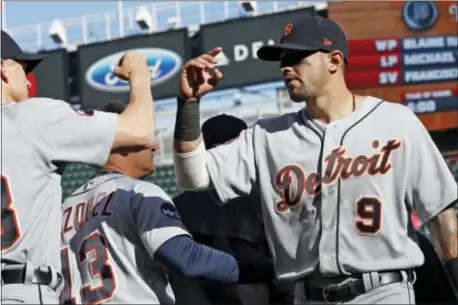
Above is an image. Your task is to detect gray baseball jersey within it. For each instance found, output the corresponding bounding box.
[1,98,117,273]
[205,96,457,281]
[60,172,191,304]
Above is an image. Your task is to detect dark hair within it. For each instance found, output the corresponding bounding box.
[99,101,127,115]
[201,114,248,149]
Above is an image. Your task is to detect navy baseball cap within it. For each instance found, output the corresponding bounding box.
[201,114,248,149]
[257,16,349,62]
[1,30,47,73]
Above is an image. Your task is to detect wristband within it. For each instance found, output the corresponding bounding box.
[173,97,201,141]
[445,257,458,289]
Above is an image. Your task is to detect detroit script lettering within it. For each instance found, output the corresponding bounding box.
[274,139,401,213]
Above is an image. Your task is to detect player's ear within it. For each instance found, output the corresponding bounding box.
[1,59,9,83]
[328,51,343,74]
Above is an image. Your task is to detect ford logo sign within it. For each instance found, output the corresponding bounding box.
[85,48,183,92]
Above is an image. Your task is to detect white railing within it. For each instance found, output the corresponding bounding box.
[5,1,323,53]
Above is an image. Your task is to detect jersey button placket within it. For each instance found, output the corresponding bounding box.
[318,128,339,275]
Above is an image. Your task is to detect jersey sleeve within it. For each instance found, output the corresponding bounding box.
[134,193,191,258]
[14,98,117,168]
[206,127,257,203]
[406,114,458,222]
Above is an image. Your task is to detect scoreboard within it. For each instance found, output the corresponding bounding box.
[345,35,458,116]
[330,1,458,131]
[346,35,457,87]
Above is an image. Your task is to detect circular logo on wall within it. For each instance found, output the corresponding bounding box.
[402,1,439,32]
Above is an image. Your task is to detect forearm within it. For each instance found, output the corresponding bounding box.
[155,235,239,283]
[173,97,211,189]
[155,236,275,284]
[173,98,202,153]
[115,72,155,149]
[427,207,458,261]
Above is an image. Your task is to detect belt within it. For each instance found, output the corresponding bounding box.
[1,262,62,291]
[306,270,412,304]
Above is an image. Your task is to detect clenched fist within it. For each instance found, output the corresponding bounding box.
[114,50,151,81]
[179,47,224,102]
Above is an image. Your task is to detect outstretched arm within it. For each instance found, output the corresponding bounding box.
[135,194,273,283]
[154,235,275,284]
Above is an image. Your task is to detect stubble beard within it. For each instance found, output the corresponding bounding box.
[287,86,310,103]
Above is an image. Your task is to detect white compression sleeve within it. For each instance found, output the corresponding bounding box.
[173,140,212,190]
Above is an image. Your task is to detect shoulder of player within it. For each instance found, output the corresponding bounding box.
[129,179,172,203]
[14,98,105,117]
[5,98,76,119]
[376,99,420,125]
[253,111,300,133]
[19,97,68,108]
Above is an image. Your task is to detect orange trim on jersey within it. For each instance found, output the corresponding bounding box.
[274,165,306,214]
[304,171,321,197]
[78,231,117,305]
[355,196,383,236]
[62,207,74,234]
[75,202,86,230]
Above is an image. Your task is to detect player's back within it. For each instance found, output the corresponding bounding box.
[1,104,62,271]
[61,172,178,304]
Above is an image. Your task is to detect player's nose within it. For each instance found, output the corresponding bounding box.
[280,66,294,76]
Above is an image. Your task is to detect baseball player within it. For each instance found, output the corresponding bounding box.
[1,30,155,304]
[172,16,458,304]
[173,114,281,305]
[60,102,272,305]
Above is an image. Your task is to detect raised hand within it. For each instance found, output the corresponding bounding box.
[113,50,151,81]
[179,47,224,102]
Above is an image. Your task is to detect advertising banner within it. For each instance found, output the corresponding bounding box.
[77,29,191,109]
[27,49,69,101]
[196,7,316,90]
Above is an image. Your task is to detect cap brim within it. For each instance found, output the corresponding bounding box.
[257,43,318,61]
[12,53,47,73]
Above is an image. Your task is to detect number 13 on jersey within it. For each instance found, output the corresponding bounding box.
[61,231,117,304]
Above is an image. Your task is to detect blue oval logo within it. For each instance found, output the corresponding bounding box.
[85,48,183,92]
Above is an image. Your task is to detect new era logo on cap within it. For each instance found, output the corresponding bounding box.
[322,38,333,46]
